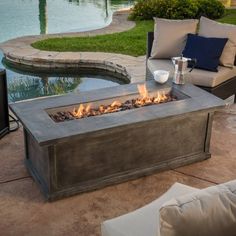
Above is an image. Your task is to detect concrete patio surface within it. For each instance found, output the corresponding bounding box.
[0,104,235,236]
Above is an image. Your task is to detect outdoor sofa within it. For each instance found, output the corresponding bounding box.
[146,17,236,102]
[101,180,236,236]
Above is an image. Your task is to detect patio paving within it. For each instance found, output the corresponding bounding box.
[0,104,235,236]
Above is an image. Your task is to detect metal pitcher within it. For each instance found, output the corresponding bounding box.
[172,55,196,85]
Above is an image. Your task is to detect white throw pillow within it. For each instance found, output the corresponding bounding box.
[159,180,236,236]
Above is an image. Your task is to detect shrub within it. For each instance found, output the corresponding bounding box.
[196,0,225,19]
[128,0,157,20]
[171,0,199,19]
[129,0,225,20]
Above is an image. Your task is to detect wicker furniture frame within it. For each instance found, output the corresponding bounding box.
[0,69,9,138]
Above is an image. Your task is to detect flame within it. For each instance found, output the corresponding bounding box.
[137,84,148,99]
[154,91,167,103]
[136,84,157,106]
[73,104,84,118]
[111,101,122,107]
[85,104,91,113]
[73,103,92,118]
[70,84,173,120]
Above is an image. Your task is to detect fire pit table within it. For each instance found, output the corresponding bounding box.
[10,80,225,201]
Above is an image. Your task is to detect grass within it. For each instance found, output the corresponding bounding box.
[32,9,236,57]
[32,21,154,57]
[218,9,236,24]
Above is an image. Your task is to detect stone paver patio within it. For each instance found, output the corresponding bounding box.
[0,104,235,236]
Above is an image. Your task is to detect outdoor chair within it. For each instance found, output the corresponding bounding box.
[101,180,236,236]
[146,18,236,103]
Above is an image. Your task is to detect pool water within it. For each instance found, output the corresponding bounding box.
[7,72,127,102]
[0,0,133,102]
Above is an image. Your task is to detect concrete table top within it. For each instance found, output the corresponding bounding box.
[10,80,225,146]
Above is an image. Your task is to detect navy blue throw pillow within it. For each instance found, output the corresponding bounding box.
[182,34,228,72]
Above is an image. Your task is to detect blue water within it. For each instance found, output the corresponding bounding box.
[0,0,133,102]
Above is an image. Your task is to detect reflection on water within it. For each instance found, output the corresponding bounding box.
[7,73,127,102]
[39,0,47,34]
[0,0,133,102]
[8,76,81,102]
[37,0,112,35]
[0,0,134,41]
[37,0,134,35]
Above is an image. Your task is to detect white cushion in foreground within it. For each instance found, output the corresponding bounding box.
[160,180,236,236]
[101,183,198,236]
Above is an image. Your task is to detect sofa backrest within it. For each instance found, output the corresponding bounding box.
[146,32,236,66]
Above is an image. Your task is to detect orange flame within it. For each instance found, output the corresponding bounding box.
[137,84,149,99]
[111,101,122,107]
[73,103,92,118]
[73,104,84,118]
[85,104,91,113]
[71,84,172,119]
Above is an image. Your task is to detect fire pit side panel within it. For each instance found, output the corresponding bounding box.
[23,110,214,200]
[52,111,213,199]
[24,129,51,197]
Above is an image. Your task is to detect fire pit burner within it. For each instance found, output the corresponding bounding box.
[50,84,177,122]
[10,80,225,201]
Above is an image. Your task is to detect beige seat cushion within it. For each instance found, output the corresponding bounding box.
[159,180,236,236]
[147,59,236,87]
[101,183,198,236]
[151,18,198,59]
[198,16,236,68]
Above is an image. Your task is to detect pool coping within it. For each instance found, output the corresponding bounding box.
[0,10,146,84]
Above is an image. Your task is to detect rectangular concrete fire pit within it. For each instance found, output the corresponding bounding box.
[10,80,225,201]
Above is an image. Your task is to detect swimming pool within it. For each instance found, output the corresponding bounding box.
[0,0,133,102]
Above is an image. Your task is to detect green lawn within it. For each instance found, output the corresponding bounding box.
[32,9,236,57]
[218,9,236,24]
[32,21,154,57]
